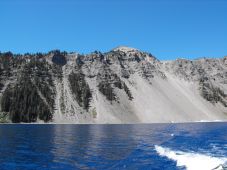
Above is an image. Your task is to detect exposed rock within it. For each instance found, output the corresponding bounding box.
[0,48,226,123]
[52,51,67,66]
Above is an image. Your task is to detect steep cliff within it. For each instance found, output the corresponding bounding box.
[0,47,226,123]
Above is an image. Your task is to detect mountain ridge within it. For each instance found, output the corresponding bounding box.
[0,48,226,123]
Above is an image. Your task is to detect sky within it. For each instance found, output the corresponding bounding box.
[0,0,227,60]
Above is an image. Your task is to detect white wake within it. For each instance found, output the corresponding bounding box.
[155,145,227,170]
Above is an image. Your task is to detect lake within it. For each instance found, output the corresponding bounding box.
[0,123,226,170]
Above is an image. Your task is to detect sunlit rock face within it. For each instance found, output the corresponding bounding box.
[0,47,227,123]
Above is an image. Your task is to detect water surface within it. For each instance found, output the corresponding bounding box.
[0,123,226,170]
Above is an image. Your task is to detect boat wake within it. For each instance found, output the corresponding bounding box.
[155,145,227,170]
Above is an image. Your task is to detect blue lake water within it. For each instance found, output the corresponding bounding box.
[0,123,227,170]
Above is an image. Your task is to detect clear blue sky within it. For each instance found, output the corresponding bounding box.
[0,0,226,60]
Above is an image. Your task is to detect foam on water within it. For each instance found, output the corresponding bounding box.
[155,145,227,170]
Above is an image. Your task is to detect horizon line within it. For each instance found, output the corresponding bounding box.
[0,47,226,61]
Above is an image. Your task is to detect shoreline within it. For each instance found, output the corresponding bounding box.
[1,120,227,125]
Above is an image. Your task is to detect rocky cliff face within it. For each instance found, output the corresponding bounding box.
[0,47,226,123]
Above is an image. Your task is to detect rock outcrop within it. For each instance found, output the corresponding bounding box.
[0,47,226,123]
